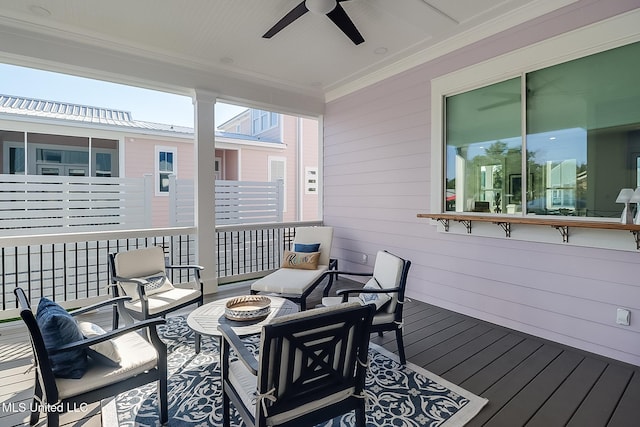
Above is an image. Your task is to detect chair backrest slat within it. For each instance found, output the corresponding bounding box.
[258,303,374,418]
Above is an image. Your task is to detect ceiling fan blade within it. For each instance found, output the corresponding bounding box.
[263,1,309,39]
[327,2,364,45]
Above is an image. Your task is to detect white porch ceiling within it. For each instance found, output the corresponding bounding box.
[0,0,575,109]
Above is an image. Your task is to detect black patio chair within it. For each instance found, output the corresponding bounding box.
[319,250,412,364]
[15,287,168,426]
[108,245,204,352]
[218,302,375,427]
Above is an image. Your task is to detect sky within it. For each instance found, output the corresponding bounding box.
[0,63,248,128]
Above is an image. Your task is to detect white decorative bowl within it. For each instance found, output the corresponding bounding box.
[225,295,271,321]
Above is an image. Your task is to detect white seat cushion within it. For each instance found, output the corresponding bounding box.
[229,360,259,416]
[251,264,329,295]
[124,286,201,315]
[321,297,395,326]
[372,311,395,326]
[56,330,158,399]
[321,296,361,307]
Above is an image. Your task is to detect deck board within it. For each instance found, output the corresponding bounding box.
[526,357,608,427]
[452,337,541,389]
[426,328,508,375]
[567,364,633,427]
[1,279,639,426]
[607,371,640,427]
[483,350,584,426]
[464,344,563,426]
[410,323,492,365]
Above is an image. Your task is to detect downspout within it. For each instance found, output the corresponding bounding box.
[297,116,303,221]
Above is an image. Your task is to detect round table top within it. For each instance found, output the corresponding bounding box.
[186,295,299,337]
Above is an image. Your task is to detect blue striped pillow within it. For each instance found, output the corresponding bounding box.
[36,298,88,378]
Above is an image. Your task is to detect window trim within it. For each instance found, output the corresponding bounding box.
[155,146,177,196]
[431,10,640,216]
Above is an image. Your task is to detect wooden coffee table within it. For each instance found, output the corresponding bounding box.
[187,295,298,338]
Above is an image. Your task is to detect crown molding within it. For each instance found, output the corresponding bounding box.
[324,0,579,102]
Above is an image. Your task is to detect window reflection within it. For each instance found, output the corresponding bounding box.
[444,41,640,219]
[445,78,522,214]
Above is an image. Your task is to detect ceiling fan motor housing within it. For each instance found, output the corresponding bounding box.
[305,0,337,15]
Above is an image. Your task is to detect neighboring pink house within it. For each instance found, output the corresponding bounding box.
[0,94,319,227]
[217,109,319,222]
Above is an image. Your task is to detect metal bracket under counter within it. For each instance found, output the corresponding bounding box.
[417,213,640,249]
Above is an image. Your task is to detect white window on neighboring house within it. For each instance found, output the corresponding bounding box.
[215,157,222,180]
[94,152,113,177]
[269,156,286,212]
[156,147,176,195]
[253,109,279,135]
[3,143,25,174]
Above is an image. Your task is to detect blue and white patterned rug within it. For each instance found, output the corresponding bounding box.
[103,316,487,426]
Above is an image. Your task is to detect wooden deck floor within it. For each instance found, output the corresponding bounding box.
[1,280,639,426]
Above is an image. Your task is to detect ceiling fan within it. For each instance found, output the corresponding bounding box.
[263,0,364,45]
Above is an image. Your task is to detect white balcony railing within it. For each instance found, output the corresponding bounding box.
[0,221,321,319]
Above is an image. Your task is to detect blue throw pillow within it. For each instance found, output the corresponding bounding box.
[36,298,88,379]
[294,243,320,253]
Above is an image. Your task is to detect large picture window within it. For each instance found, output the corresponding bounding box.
[444,41,640,218]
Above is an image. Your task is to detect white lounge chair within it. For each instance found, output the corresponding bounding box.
[250,226,337,310]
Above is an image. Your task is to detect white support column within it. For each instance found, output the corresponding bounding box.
[193,89,218,294]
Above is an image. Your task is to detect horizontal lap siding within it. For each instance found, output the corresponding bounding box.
[323,0,640,365]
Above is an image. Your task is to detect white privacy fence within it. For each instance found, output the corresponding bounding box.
[0,175,285,237]
[0,174,151,236]
[170,178,284,226]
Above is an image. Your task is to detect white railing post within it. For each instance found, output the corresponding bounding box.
[143,174,153,228]
[169,174,177,227]
[277,179,284,222]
